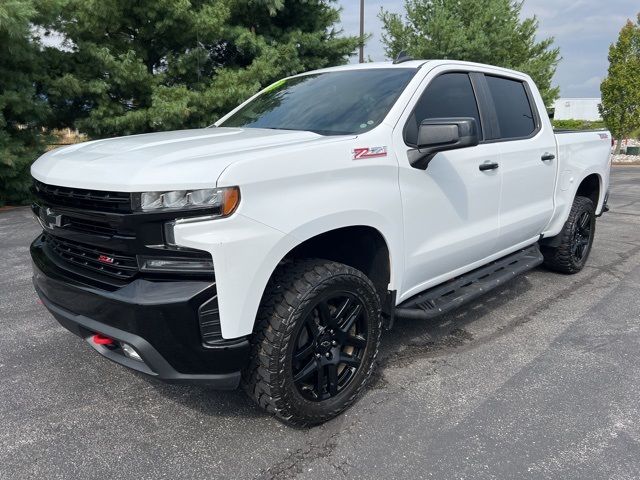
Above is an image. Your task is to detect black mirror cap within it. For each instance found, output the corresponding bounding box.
[410,117,480,169]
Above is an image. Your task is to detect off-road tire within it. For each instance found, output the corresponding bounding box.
[242,259,382,426]
[541,196,596,274]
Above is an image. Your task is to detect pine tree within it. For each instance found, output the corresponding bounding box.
[50,0,359,138]
[0,0,57,205]
[380,0,560,105]
[599,15,640,154]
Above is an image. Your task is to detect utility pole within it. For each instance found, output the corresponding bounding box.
[359,0,365,63]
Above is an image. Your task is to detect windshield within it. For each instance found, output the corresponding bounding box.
[218,68,417,135]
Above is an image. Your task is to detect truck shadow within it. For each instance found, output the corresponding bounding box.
[141,375,263,421]
[371,271,536,388]
[143,270,537,420]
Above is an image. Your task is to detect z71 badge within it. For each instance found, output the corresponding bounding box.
[353,146,388,160]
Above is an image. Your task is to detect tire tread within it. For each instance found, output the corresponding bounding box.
[242,259,381,426]
[542,196,595,274]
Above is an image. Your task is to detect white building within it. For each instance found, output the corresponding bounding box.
[552,98,602,121]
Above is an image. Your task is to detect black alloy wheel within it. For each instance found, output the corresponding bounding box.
[541,195,596,274]
[571,211,592,263]
[291,293,368,401]
[243,259,382,426]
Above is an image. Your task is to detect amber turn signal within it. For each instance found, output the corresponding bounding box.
[222,187,240,216]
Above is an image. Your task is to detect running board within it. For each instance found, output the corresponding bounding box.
[395,245,543,320]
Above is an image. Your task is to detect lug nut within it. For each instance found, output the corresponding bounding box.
[332,340,337,346]
[325,352,331,358]
[315,353,321,358]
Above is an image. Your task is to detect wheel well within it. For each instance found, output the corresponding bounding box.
[284,226,391,298]
[576,174,600,206]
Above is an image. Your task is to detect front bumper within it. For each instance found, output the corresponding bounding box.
[31,237,250,388]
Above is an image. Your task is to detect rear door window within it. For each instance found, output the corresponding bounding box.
[485,75,536,139]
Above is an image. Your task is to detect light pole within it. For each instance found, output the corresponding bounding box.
[359,0,365,63]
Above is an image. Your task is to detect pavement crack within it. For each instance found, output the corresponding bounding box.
[256,434,339,480]
[256,414,364,480]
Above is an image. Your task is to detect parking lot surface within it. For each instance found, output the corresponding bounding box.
[1,166,639,479]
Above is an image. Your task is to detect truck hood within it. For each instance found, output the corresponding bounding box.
[31,127,330,191]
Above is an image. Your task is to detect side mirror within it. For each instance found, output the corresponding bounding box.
[410,117,479,169]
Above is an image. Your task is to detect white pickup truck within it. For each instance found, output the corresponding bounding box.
[30,60,611,426]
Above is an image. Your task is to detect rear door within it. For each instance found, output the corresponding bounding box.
[394,69,503,301]
[481,75,557,249]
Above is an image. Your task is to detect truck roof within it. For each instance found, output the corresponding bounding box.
[310,60,429,73]
[306,60,529,80]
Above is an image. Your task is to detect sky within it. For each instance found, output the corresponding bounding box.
[337,0,639,98]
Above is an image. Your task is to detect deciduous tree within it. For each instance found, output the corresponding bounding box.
[599,15,640,154]
[380,0,560,105]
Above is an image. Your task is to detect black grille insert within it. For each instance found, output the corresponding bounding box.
[44,234,138,280]
[34,180,132,213]
[64,217,119,237]
[198,295,223,345]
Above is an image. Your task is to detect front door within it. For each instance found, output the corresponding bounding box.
[394,70,503,301]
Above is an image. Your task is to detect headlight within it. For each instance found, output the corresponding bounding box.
[133,187,240,215]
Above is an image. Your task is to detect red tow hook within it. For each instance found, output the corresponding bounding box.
[92,334,115,346]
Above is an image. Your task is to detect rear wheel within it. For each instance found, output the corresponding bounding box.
[243,259,382,426]
[541,196,596,274]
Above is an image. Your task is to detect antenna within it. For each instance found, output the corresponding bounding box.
[393,51,413,64]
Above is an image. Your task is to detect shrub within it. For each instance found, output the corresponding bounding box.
[553,119,607,130]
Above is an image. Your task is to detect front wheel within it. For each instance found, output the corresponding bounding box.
[541,196,596,274]
[243,259,382,426]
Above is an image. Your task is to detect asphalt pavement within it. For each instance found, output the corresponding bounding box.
[1,166,639,479]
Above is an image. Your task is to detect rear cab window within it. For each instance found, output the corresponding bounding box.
[484,75,537,140]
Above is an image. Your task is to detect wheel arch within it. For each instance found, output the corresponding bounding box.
[575,173,602,207]
[542,171,603,246]
[283,225,392,298]
[256,222,398,330]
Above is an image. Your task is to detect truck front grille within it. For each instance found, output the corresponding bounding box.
[63,217,120,237]
[33,179,215,289]
[34,180,132,213]
[44,234,138,280]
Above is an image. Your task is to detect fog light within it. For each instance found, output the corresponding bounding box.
[138,256,214,272]
[121,342,142,362]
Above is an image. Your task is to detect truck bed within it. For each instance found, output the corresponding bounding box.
[540,129,612,239]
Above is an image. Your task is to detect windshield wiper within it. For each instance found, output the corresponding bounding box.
[260,127,352,136]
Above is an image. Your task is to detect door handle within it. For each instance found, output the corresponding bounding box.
[479,161,499,171]
[541,152,555,161]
